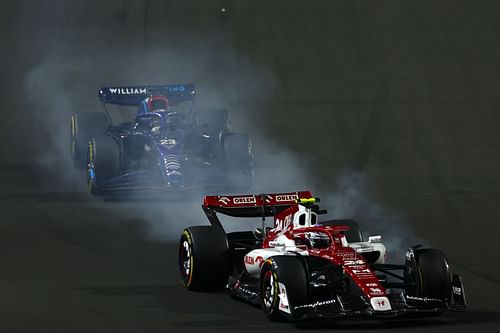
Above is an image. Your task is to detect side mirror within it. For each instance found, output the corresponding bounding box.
[253,227,264,239]
[368,235,382,243]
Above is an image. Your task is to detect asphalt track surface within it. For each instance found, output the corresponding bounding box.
[1,1,500,332]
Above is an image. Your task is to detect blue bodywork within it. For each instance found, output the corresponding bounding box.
[91,84,251,194]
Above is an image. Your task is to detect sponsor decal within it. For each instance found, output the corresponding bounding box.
[244,255,264,267]
[235,284,259,297]
[370,297,392,311]
[275,214,293,230]
[348,265,368,270]
[218,197,230,205]
[160,139,176,145]
[369,287,384,295]
[255,256,264,267]
[276,194,298,202]
[278,282,291,314]
[352,268,372,274]
[337,251,356,258]
[244,255,254,265]
[344,259,366,266]
[109,87,147,95]
[452,286,462,295]
[233,196,256,204]
[366,283,379,287]
[294,298,337,310]
[168,85,186,93]
[406,295,443,302]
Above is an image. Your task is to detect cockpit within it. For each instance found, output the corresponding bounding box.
[132,112,186,139]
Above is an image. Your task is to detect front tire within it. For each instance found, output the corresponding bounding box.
[71,112,109,169]
[87,136,120,195]
[179,226,230,291]
[405,248,453,304]
[260,256,308,321]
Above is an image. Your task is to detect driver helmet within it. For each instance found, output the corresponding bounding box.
[148,95,170,112]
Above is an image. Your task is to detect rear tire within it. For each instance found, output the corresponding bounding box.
[87,136,120,195]
[260,256,308,321]
[179,226,230,291]
[196,108,232,134]
[222,133,254,191]
[71,112,109,169]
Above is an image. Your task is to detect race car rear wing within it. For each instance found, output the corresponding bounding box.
[99,84,195,105]
[203,191,326,230]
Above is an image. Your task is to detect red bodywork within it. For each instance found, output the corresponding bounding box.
[264,204,386,300]
[203,191,387,301]
[203,191,312,208]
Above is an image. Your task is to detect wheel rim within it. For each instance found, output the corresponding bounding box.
[87,140,97,192]
[262,270,277,312]
[70,115,77,161]
[179,233,194,286]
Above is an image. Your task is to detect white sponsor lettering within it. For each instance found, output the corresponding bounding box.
[109,87,147,95]
[160,139,176,145]
[233,196,256,204]
[276,194,298,202]
[406,295,443,302]
[452,286,462,295]
[218,197,230,205]
[294,298,337,310]
[275,214,293,230]
[169,85,185,93]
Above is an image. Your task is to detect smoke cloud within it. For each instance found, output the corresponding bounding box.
[21,3,422,263]
[24,52,421,261]
[320,170,424,261]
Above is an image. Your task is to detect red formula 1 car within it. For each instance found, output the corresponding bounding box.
[178,191,466,320]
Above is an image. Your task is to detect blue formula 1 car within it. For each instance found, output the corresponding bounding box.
[70,84,254,195]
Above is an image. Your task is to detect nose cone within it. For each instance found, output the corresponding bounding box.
[166,170,184,186]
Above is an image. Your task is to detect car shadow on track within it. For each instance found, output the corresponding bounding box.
[292,310,500,330]
[77,284,500,331]
[77,284,291,330]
